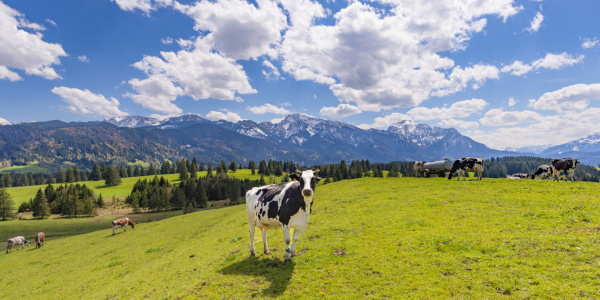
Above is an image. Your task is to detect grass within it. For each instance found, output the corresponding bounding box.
[0,161,48,174]
[1,177,600,298]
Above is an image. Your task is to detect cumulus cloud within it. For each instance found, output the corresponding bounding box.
[582,37,599,49]
[528,83,600,113]
[438,119,479,129]
[247,103,291,115]
[280,0,521,111]
[78,55,89,63]
[508,97,517,107]
[358,113,413,129]
[0,2,67,81]
[127,37,256,114]
[527,11,543,32]
[479,108,543,126]
[262,60,281,81]
[161,37,173,45]
[205,110,242,122]
[319,104,361,119]
[501,52,583,76]
[407,99,488,121]
[174,0,287,60]
[51,87,128,117]
[111,0,172,15]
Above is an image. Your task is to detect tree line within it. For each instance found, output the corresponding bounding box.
[15,183,102,219]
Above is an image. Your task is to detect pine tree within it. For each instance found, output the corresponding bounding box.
[105,165,122,186]
[32,189,51,219]
[229,161,237,172]
[178,160,189,181]
[0,188,16,220]
[191,157,199,178]
[171,188,186,209]
[97,193,105,208]
[195,183,208,208]
[249,161,256,175]
[229,179,240,204]
[206,163,213,177]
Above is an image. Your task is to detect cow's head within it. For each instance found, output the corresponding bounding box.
[290,169,322,198]
[24,239,30,247]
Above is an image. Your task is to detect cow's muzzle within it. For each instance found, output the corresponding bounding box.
[302,189,313,197]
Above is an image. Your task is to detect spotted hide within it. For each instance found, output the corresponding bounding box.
[530,165,553,180]
[246,169,322,262]
[112,217,135,235]
[447,157,484,180]
[551,158,579,181]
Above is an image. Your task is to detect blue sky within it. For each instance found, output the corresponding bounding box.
[0,0,599,150]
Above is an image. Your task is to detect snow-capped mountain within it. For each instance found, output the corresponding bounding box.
[104,116,163,128]
[542,132,600,155]
[0,118,11,126]
[387,120,454,147]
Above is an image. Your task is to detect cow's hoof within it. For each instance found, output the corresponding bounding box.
[250,251,256,257]
[284,257,292,263]
[264,250,272,255]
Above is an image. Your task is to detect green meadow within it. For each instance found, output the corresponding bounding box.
[1,177,600,298]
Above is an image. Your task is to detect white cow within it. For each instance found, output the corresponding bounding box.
[7,236,30,253]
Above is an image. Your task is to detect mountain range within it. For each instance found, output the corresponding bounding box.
[1,114,599,171]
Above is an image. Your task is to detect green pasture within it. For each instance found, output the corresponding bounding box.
[0,161,48,174]
[2,177,600,298]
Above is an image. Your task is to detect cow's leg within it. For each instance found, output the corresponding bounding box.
[290,228,304,257]
[261,228,271,255]
[249,224,256,256]
[282,225,292,262]
[569,170,575,182]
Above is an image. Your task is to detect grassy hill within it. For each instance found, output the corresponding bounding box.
[1,177,600,298]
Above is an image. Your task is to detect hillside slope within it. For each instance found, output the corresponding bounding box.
[2,178,600,298]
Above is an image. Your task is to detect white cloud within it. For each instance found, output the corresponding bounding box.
[161,37,173,45]
[247,103,291,115]
[111,0,172,15]
[262,60,281,81]
[528,83,600,113]
[51,87,128,117]
[174,0,287,60]
[279,0,521,112]
[479,108,543,126]
[502,52,583,76]
[582,37,599,49]
[78,55,90,63]
[508,97,517,107]
[45,19,57,27]
[270,117,284,124]
[407,98,488,121]
[205,110,242,123]
[358,113,413,129]
[0,2,67,80]
[438,119,479,129]
[319,104,362,119]
[527,11,543,32]
[128,37,256,114]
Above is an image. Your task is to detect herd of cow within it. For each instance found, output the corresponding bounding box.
[414,157,580,181]
[5,159,582,261]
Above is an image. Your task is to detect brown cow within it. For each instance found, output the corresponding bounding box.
[36,232,45,249]
[112,218,135,235]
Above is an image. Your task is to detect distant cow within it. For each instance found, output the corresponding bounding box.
[507,173,528,179]
[112,217,135,235]
[36,232,45,249]
[531,165,553,180]
[246,169,322,262]
[448,157,484,180]
[552,158,579,181]
[414,161,424,177]
[6,236,29,253]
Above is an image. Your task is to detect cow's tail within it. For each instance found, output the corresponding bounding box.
[447,161,459,180]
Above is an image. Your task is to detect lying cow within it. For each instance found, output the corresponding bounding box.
[7,236,29,253]
[36,232,45,249]
[552,158,579,181]
[414,161,424,177]
[111,217,135,235]
[530,165,553,180]
[507,173,528,179]
[448,157,484,180]
[246,169,322,262]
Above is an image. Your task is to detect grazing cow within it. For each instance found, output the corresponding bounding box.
[246,169,322,262]
[111,217,135,235]
[413,161,424,177]
[448,157,484,180]
[6,236,29,253]
[552,158,580,181]
[507,173,529,179]
[36,232,45,249]
[530,165,553,180]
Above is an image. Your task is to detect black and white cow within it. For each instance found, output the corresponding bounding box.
[551,158,579,181]
[413,161,424,177]
[246,169,321,262]
[530,165,553,180]
[447,157,484,180]
[507,173,529,179]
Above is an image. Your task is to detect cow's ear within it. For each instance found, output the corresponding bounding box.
[315,176,322,182]
[290,174,299,181]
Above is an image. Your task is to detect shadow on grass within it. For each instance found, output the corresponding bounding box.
[219,256,294,297]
